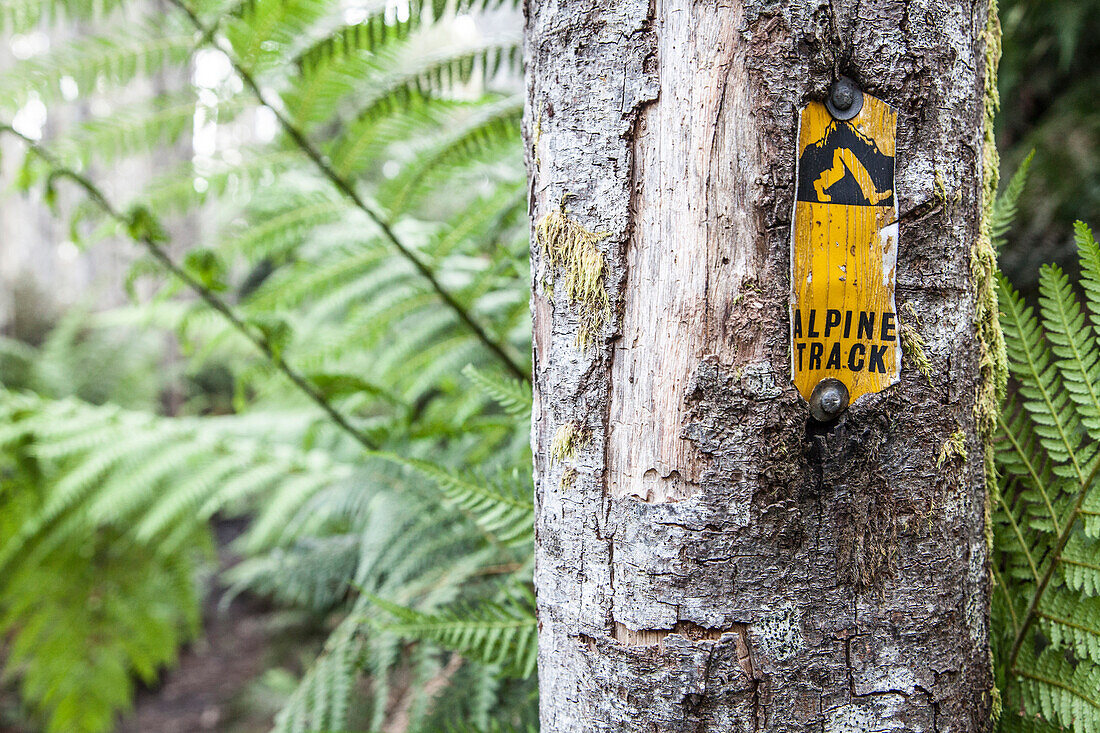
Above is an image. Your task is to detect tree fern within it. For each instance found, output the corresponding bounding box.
[0,0,534,728]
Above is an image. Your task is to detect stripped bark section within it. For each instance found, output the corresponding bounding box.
[612,620,732,647]
[608,1,760,504]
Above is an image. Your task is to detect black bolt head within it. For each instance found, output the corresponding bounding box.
[809,378,850,422]
[831,81,854,110]
[825,77,863,120]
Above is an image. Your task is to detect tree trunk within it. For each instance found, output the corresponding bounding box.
[525,0,1001,730]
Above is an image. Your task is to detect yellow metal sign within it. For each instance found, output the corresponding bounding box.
[790,92,899,404]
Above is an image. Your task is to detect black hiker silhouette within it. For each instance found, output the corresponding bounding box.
[796,120,894,207]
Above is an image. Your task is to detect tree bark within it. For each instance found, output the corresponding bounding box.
[525,0,1000,730]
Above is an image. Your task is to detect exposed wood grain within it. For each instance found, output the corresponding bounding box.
[607,2,754,504]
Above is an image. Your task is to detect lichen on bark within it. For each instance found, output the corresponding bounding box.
[535,203,609,347]
[974,0,1008,474]
[939,428,969,467]
[899,301,933,386]
[550,421,585,462]
[977,0,1007,724]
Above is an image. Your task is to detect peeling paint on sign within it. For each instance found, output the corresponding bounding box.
[790,93,900,403]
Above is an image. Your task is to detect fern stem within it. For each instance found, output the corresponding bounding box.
[1059,555,1100,575]
[991,563,1021,637]
[1007,668,1100,712]
[1007,451,1100,671]
[997,490,1041,584]
[998,413,1062,536]
[165,0,530,383]
[1035,609,1100,641]
[0,125,381,454]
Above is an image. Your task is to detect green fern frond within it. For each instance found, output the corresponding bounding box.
[991,150,1034,251]
[224,193,355,262]
[1037,589,1100,666]
[1,0,128,34]
[0,0,533,728]
[132,452,251,541]
[1008,644,1100,733]
[242,245,390,312]
[249,1,469,127]
[1075,222,1100,339]
[0,427,171,571]
[223,0,335,71]
[997,401,1067,537]
[999,274,1092,485]
[295,13,417,76]
[428,182,527,261]
[328,95,471,176]
[303,26,521,135]
[999,708,1076,732]
[463,364,531,420]
[382,454,533,548]
[0,390,355,568]
[1037,263,1100,438]
[225,533,358,611]
[56,94,250,169]
[383,95,523,214]
[371,589,537,678]
[995,224,1100,733]
[133,150,306,217]
[0,522,201,733]
[1062,534,1100,595]
[271,612,362,733]
[81,436,212,524]
[260,482,502,730]
[245,469,352,551]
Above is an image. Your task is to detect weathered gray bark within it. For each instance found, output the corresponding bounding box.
[525,1,997,730]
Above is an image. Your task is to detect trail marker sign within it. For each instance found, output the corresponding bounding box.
[790,86,900,407]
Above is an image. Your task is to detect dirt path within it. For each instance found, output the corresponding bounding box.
[117,520,283,733]
[116,596,276,733]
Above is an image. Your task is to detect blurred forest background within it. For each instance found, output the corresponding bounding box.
[0,1,1095,732]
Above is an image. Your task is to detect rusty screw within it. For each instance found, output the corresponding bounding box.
[809,378,850,422]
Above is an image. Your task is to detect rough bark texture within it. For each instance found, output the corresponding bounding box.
[525,1,996,730]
